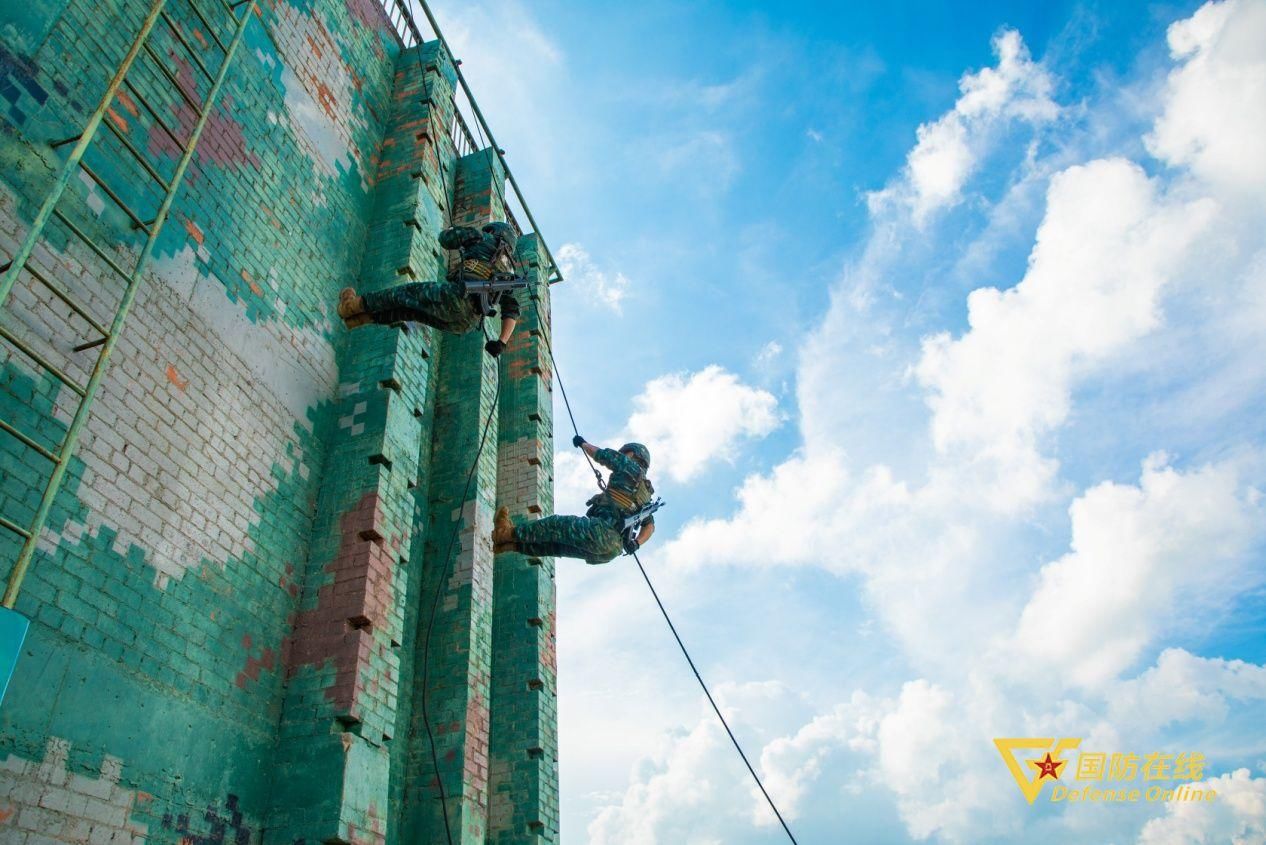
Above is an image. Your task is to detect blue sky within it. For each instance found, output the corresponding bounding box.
[433,0,1266,841]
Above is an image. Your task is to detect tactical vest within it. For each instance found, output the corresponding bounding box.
[587,476,655,523]
[448,257,496,281]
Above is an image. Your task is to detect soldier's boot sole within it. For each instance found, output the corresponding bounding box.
[491,506,515,545]
[338,287,372,329]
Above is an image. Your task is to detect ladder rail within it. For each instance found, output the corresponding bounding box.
[159,9,216,82]
[1,0,259,609]
[21,262,111,337]
[184,0,230,54]
[122,77,188,153]
[0,417,58,463]
[0,326,88,397]
[52,209,132,281]
[0,0,168,311]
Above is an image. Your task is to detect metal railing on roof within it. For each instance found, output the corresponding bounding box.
[380,0,562,282]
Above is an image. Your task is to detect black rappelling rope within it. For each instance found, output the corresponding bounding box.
[404,16,799,837]
[630,548,802,844]
[525,299,800,845]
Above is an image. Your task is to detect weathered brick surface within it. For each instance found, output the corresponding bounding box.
[0,0,397,839]
[266,42,457,845]
[489,235,559,843]
[0,0,558,841]
[394,148,506,845]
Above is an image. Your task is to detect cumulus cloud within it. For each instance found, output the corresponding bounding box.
[755,691,883,823]
[1146,0,1266,192]
[586,684,790,845]
[586,684,890,844]
[581,5,1266,843]
[1137,769,1266,844]
[915,159,1216,512]
[1108,648,1266,736]
[1011,455,1264,687]
[625,365,781,483]
[868,29,1058,224]
[551,365,779,523]
[557,242,631,312]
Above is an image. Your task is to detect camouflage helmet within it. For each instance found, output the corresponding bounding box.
[482,221,518,253]
[619,442,651,469]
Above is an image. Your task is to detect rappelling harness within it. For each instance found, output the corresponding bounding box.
[457,242,527,317]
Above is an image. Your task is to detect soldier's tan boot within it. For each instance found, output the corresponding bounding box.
[491,506,516,548]
[338,287,371,329]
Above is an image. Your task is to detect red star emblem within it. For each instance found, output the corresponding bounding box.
[1034,752,1065,780]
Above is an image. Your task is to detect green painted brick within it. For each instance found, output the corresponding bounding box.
[1,2,557,843]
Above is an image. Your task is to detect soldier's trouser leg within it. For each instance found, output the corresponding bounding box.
[360,280,481,334]
[514,515,623,565]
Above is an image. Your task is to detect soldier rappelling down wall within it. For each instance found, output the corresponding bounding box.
[337,222,524,357]
[493,438,659,564]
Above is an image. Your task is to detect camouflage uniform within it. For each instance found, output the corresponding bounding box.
[514,447,655,564]
[360,225,521,334]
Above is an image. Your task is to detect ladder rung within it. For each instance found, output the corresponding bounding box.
[184,0,228,53]
[101,118,172,191]
[0,326,88,397]
[76,161,151,233]
[0,515,32,540]
[160,10,215,82]
[143,43,202,113]
[52,209,132,282]
[122,78,188,154]
[0,416,59,463]
[72,337,107,353]
[51,134,82,149]
[23,264,111,337]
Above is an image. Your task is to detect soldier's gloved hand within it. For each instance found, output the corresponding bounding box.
[622,536,640,555]
[484,340,506,357]
[572,434,586,448]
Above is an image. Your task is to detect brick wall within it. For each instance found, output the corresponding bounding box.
[0,0,559,842]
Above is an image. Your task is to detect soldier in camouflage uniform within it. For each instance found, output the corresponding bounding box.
[337,222,521,356]
[492,438,656,564]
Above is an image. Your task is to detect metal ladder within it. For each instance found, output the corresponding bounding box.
[0,0,258,608]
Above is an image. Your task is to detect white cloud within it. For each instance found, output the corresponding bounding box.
[1137,769,1266,844]
[576,6,1266,843]
[556,242,631,312]
[755,691,884,823]
[915,158,1216,512]
[1108,648,1266,736]
[753,340,783,369]
[585,683,888,844]
[1011,455,1264,688]
[585,684,784,845]
[1146,0,1266,193]
[868,29,1059,224]
[625,366,781,483]
[550,365,779,532]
